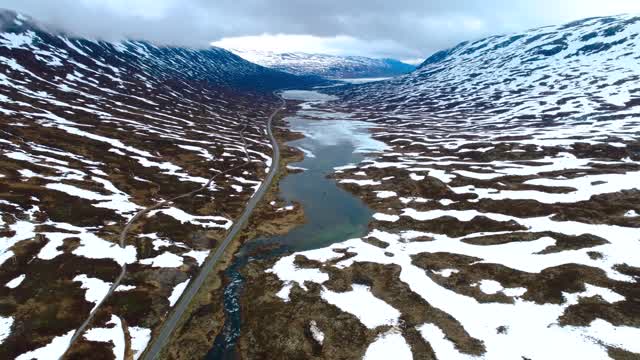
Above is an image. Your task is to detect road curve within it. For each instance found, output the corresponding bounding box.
[140,92,285,360]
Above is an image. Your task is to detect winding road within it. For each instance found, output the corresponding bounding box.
[140,93,285,359]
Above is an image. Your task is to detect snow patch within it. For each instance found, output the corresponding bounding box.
[373,213,400,222]
[5,274,25,289]
[321,284,400,329]
[168,279,190,307]
[16,330,74,360]
[84,315,125,360]
[129,326,152,360]
[139,252,184,268]
[309,320,324,344]
[73,274,112,311]
[363,330,412,360]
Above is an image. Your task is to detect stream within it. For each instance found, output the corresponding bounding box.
[206,90,387,359]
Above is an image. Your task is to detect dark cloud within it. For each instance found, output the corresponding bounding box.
[3,0,639,59]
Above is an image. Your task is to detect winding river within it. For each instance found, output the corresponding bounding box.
[207,90,387,359]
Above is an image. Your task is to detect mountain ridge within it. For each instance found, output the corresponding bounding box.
[418,14,640,69]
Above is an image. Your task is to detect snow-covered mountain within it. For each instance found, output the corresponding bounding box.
[0,12,322,91]
[228,49,416,78]
[335,14,639,120]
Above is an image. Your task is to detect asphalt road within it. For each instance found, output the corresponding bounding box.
[140,93,285,360]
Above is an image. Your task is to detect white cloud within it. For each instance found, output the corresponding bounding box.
[4,0,640,59]
[77,0,176,19]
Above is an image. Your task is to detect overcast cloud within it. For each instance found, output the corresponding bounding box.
[4,0,640,62]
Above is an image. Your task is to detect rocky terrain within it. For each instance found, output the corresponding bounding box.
[227,49,416,79]
[0,9,322,360]
[235,15,640,359]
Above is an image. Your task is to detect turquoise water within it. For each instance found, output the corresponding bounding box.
[207,97,386,359]
[245,118,376,253]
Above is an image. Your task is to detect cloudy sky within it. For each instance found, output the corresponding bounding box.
[5,0,640,63]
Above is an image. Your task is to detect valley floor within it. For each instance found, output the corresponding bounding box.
[227,90,640,359]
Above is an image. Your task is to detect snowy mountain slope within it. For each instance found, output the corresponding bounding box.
[336,14,640,120]
[0,13,321,91]
[0,9,320,359]
[236,15,640,359]
[229,49,416,78]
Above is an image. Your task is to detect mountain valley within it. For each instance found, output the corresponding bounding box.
[1,8,639,360]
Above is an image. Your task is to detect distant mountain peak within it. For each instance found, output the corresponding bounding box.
[227,49,416,78]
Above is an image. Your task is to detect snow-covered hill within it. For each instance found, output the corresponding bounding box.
[228,49,416,78]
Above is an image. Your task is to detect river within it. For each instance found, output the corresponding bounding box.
[206,90,387,359]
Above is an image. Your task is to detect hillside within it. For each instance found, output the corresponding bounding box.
[335,14,639,119]
[228,49,416,78]
[0,9,319,359]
